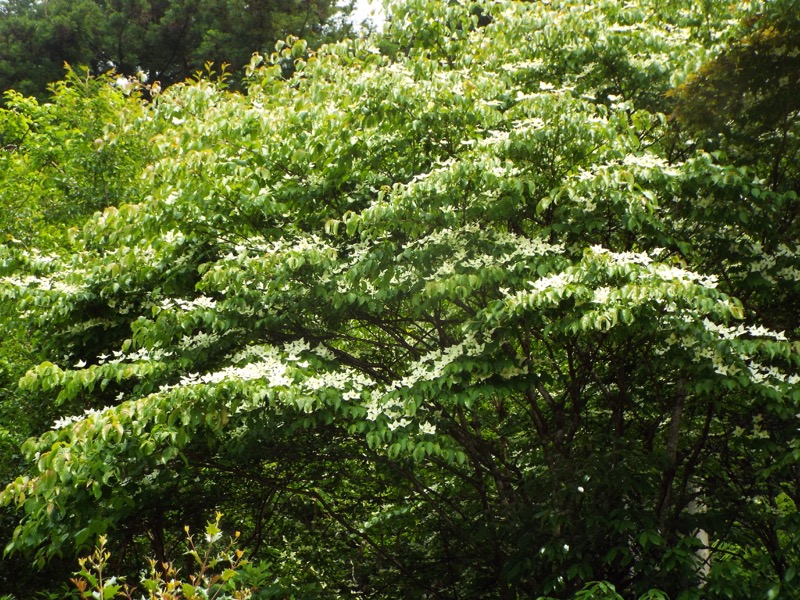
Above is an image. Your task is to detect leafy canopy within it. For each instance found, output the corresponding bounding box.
[1,0,799,598]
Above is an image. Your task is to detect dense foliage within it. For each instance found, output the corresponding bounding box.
[1,0,799,598]
[0,0,348,101]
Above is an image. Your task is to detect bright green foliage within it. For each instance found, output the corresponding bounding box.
[0,63,155,597]
[1,0,800,598]
[0,66,151,247]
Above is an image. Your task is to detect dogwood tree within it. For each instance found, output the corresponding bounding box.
[1,0,799,598]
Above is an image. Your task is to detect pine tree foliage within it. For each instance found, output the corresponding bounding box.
[0,0,346,100]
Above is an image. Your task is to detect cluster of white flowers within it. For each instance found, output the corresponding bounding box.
[504,232,563,258]
[300,354,376,395]
[742,242,800,283]
[529,271,574,293]
[283,339,310,361]
[690,334,798,390]
[477,98,505,110]
[455,233,560,275]
[401,157,465,198]
[330,238,373,276]
[776,266,800,282]
[19,249,59,268]
[226,344,274,365]
[363,395,425,433]
[608,23,642,33]
[385,332,488,395]
[702,319,788,342]
[1,273,84,295]
[402,225,458,252]
[387,265,417,287]
[745,361,800,389]
[693,347,741,377]
[52,406,114,430]
[387,417,411,431]
[178,331,222,350]
[162,229,185,245]
[589,245,654,266]
[0,274,38,288]
[378,61,415,87]
[98,347,172,366]
[355,332,492,429]
[500,58,546,74]
[592,286,612,304]
[622,153,680,177]
[215,361,292,386]
[363,396,391,421]
[499,364,528,379]
[162,351,293,394]
[427,223,549,261]
[311,343,335,361]
[431,257,460,279]
[485,158,523,181]
[475,129,511,150]
[151,340,382,418]
[220,236,335,270]
[158,296,217,311]
[654,264,718,288]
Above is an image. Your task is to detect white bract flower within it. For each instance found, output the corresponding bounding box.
[419,421,437,435]
[592,287,611,304]
[387,417,410,431]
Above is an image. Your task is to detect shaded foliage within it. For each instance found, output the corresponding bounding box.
[0,0,349,101]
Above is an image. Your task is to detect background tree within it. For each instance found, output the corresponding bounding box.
[1,0,800,599]
[0,0,349,101]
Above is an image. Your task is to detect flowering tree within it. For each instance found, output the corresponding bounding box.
[1,0,799,598]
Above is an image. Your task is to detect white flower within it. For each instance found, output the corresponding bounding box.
[365,400,381,421]
[388,417,410,431]
[530,272,571,292]
[343,389,361,401]
[592,287,611,304]
[419,421,437,435]
[52,415,81,430]
[191,296,216,310]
